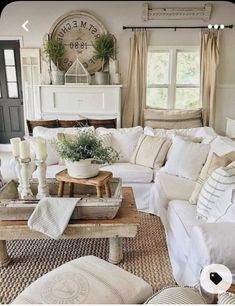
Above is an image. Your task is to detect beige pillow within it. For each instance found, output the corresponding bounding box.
[189,151,235,204]
[130,135,171,169]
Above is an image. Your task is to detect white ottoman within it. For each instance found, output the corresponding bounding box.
[12,255,153,304]
[145,286,207,304]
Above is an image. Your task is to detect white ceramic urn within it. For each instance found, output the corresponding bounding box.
[65,159,99,178]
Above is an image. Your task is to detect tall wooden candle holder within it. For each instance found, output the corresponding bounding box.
[35,156,49,199]
[20,157,34,200]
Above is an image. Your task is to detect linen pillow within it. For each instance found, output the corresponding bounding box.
[162,135,209,180]
[197,162,235,221]
[130,135,171,169]
[207,188,235,223]
[96,126,143,162]
[189,151,235,204]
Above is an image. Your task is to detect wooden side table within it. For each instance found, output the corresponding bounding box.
[55,170,113,198]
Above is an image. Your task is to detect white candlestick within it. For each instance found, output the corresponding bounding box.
[14,157,23,195]
[19,141,30,159]
[36,138,47,160]
[20,157,34,200]
[10,137,21,157]
[35,157,49,199]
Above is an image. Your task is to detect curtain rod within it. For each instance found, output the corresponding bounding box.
[123,25,234,30]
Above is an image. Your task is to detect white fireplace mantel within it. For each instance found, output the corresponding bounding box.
[34,84,122,128]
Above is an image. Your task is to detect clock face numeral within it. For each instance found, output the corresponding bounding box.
[49,11,107,74]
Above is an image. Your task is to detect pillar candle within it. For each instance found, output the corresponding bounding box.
[10,137,21,157]
[19,141,30,159]
[36,137,47,160]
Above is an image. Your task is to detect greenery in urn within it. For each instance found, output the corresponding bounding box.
[44,38,65,70]
[54,131,119,164]
[92,33,117,72]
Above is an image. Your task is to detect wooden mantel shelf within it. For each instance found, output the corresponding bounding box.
[37,84,123,88]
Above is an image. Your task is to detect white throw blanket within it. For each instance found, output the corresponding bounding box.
[28,197,80,239]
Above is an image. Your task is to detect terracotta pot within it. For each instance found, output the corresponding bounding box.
[65,159,99,178]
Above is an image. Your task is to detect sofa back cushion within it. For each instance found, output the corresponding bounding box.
[130,135,171,169]
[144,108,203,129]
[197,162,235,221]
[96,126,143,162]
[162,135,209,180]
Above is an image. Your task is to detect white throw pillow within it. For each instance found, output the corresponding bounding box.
[207,188,235,223]
[96,126,143,162]
[130,135,171,169]
[162,135,209,180]
[31,126,95,165]
[197,162,235,221]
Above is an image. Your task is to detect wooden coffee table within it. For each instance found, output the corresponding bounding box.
[0,187,139,267]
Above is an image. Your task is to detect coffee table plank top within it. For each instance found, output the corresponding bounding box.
[0,188,139,227]
[56,170,113,187]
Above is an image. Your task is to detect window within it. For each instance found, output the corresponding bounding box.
[147,47,200,109]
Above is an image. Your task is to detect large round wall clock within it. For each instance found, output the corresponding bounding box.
[49,10,107,74]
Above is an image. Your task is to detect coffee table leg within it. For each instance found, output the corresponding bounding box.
[69,182,74,197]
[96,186,102,198]
[0,240,12,267]
[109,237,123,264]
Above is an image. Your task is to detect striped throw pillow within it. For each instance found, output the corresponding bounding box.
[197,162,235,221]
[130,135,171,169]
[218,292,235,304]
[145,286,206,304]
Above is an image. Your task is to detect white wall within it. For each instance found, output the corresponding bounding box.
[0,1,235,134]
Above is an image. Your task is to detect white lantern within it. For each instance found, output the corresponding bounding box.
[65,58,91,85]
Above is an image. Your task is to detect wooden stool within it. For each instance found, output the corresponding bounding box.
[55,170,113,198]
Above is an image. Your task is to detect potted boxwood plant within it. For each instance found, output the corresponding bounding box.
[92,33,117,85]
[54,131,119,178]
[44,38,65,85]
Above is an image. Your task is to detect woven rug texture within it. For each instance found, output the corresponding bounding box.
[0,212,175,304]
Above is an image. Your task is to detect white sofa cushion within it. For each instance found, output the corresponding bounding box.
[162,135,209,180]
[167,200,201,256]
[96,126,143,162]
[101,162,153,183]
[130,135,171,169]
[197,162,235,221]
[12,255,153,304]
[209,136,235,156]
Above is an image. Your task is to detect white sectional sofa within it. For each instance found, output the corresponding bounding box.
[1,124,235,289]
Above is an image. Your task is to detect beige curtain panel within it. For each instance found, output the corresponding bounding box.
[122,30,148,127]
[200,30,220,127]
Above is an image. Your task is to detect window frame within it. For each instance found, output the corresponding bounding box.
[147,45,200,109]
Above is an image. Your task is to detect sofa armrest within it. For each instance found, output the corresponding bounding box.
[187,223,235,282]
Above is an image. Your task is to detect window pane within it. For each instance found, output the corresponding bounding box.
[146,88,168,108]
[6,66,17,82]
[175,88,200,109]
[7,82,18,98]
[147,52,169,84]
[176,51,200,84]
[4,49,15,65]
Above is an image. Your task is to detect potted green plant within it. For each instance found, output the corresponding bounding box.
[44,38,65,85]
[92,33,117,85]
[54,131,119,178]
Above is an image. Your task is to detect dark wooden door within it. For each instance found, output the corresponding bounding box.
[0,40,24,143]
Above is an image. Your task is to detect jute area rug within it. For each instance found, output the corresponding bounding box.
[0,212,175,304]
